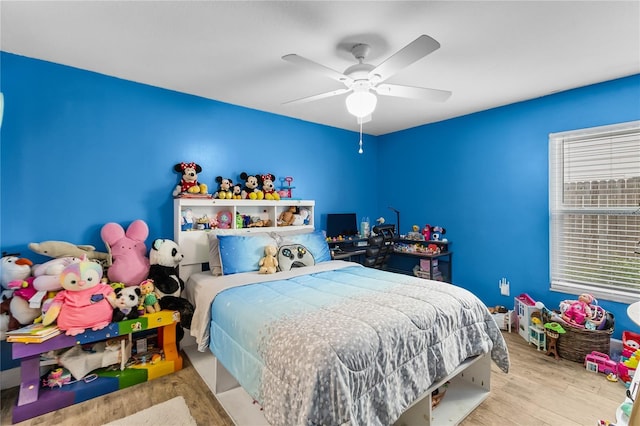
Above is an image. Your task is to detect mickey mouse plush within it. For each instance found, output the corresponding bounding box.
[239,172,264,200]
[259,173,280,200]
[172,162,208,197]
[214,176,234,199]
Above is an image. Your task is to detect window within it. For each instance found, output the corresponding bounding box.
[549,121,640,303]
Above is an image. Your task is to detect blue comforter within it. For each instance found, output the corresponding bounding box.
[208,264,509,426]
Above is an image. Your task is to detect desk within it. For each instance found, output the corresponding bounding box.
[331,249,367,262]
[388,250,453,283]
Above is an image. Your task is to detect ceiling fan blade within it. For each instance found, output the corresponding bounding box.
[369,35,441,83]
[282,88,351,105]
[374,84,452,102]
[282,54,353,85]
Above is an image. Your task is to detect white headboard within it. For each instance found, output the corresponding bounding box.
[173,198,315,280]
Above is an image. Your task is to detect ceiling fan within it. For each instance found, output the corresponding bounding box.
[282,34,452,121]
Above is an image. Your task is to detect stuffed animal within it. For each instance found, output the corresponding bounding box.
[111,286,141,322]
[139,279,161,313]
[43,256,116,336]
[430,226,446,241]
[28,241,110,264]
[278,206,297,226]
[259,173,280,200]
[292,208,310,226]
[101,220,150,286]
[1,254,33,300]
[231,184,242,199]
[147,238,194,338]
[213,176,234,199]
[259,245,279,274]
[7,277,41,326]
[0,255,38,332]
[172,162,208,197]
[240,172,264,200]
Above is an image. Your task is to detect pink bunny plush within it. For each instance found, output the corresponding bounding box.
[101,220,150,286]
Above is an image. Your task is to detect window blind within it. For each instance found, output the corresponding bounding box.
[549,121,640,303]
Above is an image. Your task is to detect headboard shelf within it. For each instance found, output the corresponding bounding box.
[173,198,315,279]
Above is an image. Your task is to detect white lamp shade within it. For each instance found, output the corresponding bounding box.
[345,90,377,118]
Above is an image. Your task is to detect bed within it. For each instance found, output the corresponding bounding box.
[179,226,510,426]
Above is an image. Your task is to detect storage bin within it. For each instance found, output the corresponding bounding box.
[557,320,614,363]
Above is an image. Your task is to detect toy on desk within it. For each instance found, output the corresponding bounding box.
[42,256,116,336]
[430,226,446,241]
[422,225,430,241]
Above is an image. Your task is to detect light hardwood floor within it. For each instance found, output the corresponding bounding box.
[0,331,630,426]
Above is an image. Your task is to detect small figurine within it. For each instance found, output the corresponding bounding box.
[139,279,161,313]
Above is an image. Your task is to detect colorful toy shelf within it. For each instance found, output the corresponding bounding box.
[11,311,182,424]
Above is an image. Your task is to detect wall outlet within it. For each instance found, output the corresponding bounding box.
[499,277,510,296]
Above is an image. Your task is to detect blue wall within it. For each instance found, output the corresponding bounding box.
[0,52,379,258]
[378,74,640,338]
[1,52,639,338]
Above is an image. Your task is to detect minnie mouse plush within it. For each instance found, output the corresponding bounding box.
[172,162,208,197]
[259,173,280,200]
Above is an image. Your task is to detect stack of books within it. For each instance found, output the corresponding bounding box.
[6,323,61,343]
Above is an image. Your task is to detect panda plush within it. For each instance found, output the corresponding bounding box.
[148,238,194,340]
[112,286,141,322]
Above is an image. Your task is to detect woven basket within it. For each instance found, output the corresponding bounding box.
[557,321,613,363]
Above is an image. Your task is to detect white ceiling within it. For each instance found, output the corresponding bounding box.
[1,1,639,136]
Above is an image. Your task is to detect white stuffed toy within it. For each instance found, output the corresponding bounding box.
[147,238,194,341]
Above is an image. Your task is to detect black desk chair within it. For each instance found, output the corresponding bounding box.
[363,224,395,269]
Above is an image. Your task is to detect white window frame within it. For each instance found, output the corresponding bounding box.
[549,121,640,304]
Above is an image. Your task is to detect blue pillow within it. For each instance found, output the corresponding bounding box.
[217,234,275,275]
[279,230,331,263]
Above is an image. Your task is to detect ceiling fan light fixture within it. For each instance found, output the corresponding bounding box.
[345,89,377,118]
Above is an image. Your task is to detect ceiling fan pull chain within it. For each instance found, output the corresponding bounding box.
[358,121,364,154]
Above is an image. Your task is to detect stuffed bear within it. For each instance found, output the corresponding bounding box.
[239,172,264,200]
[172,162,208,197]
[259,245,279,274]
[147,238,194,340]
[213,176,234,199]
[112,286,141,322]
[43,256,116,336]
[259,173,280,200]
[101,220,150,286]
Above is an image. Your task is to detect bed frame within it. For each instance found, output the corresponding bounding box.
[174,199,493,425]
[183,343,491,426]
